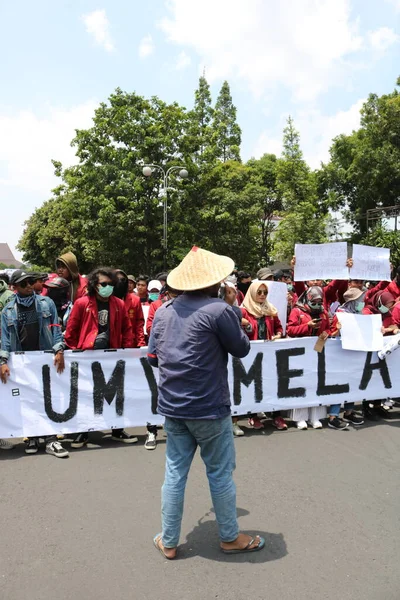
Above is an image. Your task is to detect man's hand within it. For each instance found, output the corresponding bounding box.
[54,351,65,374]
[291,255,296,268]
[271,334,282,341]
[346,258,353,268]
[0,363,10,384]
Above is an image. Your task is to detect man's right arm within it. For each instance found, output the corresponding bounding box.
[215,306,250,358]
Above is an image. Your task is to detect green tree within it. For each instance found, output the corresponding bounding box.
[19,89,190,273]
[186,75,214,165]
[320,78,400,235]
[210,81,241,162]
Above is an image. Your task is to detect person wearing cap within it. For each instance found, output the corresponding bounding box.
[257,267,274,281]
[43,277,72,330]
[31,273,49,295]
[0,272,13,320]
[0,270,69,457]
[155,272,169,287]
[287,286,330,430]
[127,275,136,294]
[326,289,367,428]
[241,281,286,431]
[64,267,135,447]
[43,251,87,303]
[148,246,265,559]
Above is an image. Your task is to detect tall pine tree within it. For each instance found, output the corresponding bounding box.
[211,81,241,162]
[186,75,214,165]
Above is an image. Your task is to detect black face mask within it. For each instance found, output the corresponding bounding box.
[237,281,251,295]
[47,288,69,310]
[114,278,128,299]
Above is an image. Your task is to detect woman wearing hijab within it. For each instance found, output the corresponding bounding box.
[241,281,286,430]
[327,288,366,428]
[286,286,330,429]
[362,290,397,334]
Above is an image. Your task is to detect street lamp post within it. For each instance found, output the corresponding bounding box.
[143,164,188,270]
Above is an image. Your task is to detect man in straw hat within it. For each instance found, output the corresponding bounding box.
[148,246,265,558]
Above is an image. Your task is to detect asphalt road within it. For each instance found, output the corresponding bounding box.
[1,411,399,600]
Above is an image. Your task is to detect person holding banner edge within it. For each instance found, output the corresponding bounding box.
[148,246,265,558]
[0,269,69,457]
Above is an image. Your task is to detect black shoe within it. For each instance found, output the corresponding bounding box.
[46,440,69,458]
[25,439,39,454]
[71,433,89,448]
[363,403,381,421]
[144,432,157,450]
[343,412,364,426]
[374,406,392,419]
[111,430,138,444]
[328,417,348,430]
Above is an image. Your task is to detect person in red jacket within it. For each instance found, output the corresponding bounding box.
[64,267,135,448]
[241,281,286,430]
[43,252,87,303]
[362,290,397,334]
[287,286,331,429]
[113,269,145,348]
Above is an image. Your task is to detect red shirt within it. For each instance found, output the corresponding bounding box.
[241,308,283,340]
[125,293,145,347]
[65,295,133,350]
[146,298,163,337]
[287,306,330,337]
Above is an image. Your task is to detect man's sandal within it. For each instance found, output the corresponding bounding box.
[221,535,265,554]
[153,534,177,560]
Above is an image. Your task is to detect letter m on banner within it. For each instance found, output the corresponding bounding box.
[92,360,126,416]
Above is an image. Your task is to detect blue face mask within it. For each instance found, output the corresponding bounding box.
[287,284,294,292]
[355,301,365,312]
[379,304,390,314]
[149,292,160,302]
[98,284,114,298]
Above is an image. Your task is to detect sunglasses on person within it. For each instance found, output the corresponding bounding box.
[19,278,35,288]
[98,281,114,287]
[257,289,268,296]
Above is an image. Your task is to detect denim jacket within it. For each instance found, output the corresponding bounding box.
[0,295,64,360]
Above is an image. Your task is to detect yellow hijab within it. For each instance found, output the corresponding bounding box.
[242,280,278,318]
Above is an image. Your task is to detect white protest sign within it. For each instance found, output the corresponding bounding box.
[337,312,383,352]
[350,245,391,282]
[1,339,399,438]
[254,280,288,334]
[294,242,348,281]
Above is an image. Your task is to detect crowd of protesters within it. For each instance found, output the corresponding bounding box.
[0,248,399,458]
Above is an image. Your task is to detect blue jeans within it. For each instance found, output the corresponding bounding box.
[161,415,239,547]
[329,402,355,416]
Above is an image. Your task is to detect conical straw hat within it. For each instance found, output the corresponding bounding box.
[167,246,234,291]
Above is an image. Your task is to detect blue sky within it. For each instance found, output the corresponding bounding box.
[0,0,399,261]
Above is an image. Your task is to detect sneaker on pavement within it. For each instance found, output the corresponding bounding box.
[46,440,69,458]
[310,420,323,429]
[248,417,264,430]
[328,417,348,430]
[25,438,39,454]
[273,416,288,430]
[363,403,380,421]
[145,432,157,450]
[111,430,138,443]
[233,423,244,436]
[296,420,308,430]
[0,439,13,450]
[343,411,364,425]
[71,433,89,448]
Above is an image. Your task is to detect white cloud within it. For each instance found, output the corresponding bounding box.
[138,34,154,58]
[159,0,363,101]
[386,0,400,11]
[175,50,191,70]
[0,101,98,193]
[253,98,365,168]
[368,27,399,51]
[82,9,115,52]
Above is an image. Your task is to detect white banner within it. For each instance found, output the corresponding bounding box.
[1,339,398,438]
[337,313,383,352]
[294,242,348,281]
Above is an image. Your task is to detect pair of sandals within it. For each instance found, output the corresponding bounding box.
[153,533,265,560]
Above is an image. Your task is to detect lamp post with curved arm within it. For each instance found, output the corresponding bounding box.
[143,164,189,270]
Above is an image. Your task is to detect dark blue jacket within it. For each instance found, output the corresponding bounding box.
[147,293,250,419]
